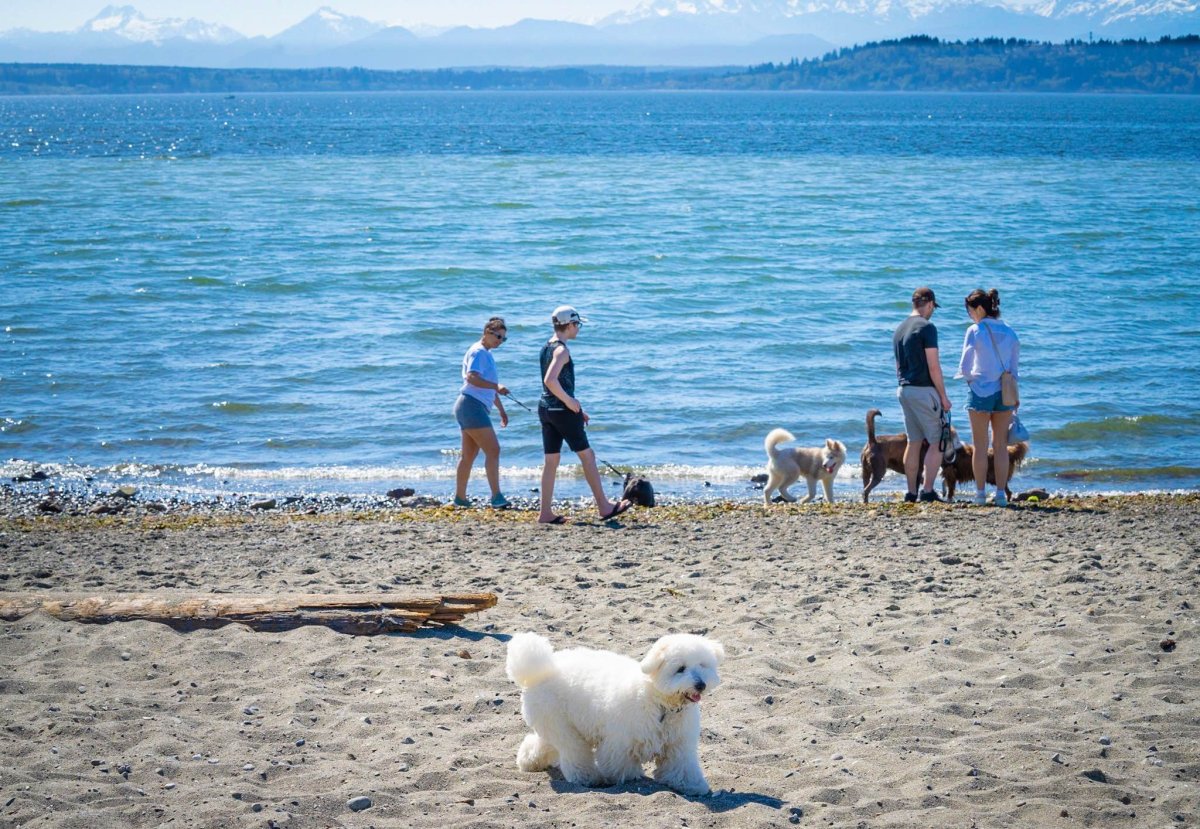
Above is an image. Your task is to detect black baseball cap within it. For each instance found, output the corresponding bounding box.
[912,287,940,308]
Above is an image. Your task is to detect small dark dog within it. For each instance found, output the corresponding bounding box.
[605,461,655,508]
[621,473,655,508]
[861,409,961,503]
[941,442,1029,501]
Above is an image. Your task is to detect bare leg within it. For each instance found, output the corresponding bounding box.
[921,441,941,494]
[463,425,502,498]
[969,410,991,490]
[577,447,617,516]
[539,453,562,523]
[455,431,481,500]
[991,411,1013,492]
[903,439,922,495]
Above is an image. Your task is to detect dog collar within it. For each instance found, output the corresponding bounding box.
[659,701,687,722]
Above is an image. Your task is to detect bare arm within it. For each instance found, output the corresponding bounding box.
[925,347,952,411]
[543,346,580,413]
[466,371,508,397]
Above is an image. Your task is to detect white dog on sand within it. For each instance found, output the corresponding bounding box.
[763,428,847,506]
[506,632,724,796]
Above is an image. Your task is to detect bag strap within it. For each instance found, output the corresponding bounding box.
[980,320,1010,373]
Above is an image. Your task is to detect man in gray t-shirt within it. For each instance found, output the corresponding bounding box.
[893,287,953,503]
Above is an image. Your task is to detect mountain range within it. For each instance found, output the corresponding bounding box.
[0,2,1196,69]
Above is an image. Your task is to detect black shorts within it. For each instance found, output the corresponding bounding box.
[539,406,590,455]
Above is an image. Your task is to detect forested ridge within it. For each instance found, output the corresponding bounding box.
[2,36,1196,94]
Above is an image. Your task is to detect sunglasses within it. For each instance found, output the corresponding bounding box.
[490,331,507,342]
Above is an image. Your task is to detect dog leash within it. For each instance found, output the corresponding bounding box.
[939,410,956,464]
[505,392,533,413]
[602,460,628,478]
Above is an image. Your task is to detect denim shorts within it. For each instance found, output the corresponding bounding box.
[967,389,1015,413]
[453,394,493,430]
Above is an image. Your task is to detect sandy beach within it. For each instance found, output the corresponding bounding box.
[1,493,1197,828]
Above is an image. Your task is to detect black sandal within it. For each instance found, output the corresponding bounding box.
[601,500,632,520]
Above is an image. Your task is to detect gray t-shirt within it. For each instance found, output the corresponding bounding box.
[893,315,938,387]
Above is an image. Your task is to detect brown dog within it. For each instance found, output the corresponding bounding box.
[861,409,925,502]
[861,408,964,503]
[941,442,1029,500]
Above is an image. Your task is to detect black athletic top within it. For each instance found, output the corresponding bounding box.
[539,339,574,411]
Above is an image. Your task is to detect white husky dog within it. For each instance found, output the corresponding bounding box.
[506,632,723,796]
[763,428,847,506]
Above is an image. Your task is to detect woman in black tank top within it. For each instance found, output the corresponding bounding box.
[537,305,632,525]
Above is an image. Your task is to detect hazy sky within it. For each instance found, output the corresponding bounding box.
[3,1,643,36]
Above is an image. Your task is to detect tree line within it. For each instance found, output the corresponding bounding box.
[726,35,1200,93]
[1,36,1197,95]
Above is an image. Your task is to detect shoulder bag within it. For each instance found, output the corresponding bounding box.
[982,321,1019,407]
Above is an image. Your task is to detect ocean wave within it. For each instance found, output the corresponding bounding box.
[1053,466,1200,482]
[210,401,313,415]
[1042,414,1200,441]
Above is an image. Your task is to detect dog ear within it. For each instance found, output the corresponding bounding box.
[640,638,669,675]
[708,640,726,663]
[826,439,836,451]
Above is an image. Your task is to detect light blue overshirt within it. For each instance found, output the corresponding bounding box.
[460,342,498,407]
[956,318,1020,397]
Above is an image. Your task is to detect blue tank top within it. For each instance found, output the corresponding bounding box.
[539,339,574,411]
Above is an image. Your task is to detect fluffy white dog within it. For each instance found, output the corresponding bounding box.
[763,428,847,506]
[505,632,724,796]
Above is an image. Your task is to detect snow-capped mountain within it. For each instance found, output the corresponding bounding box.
[603,0,1200,41]
[79,4,244,44]
[270,7,385,46]
[609,0,1198,22]
[0,1,1195,69]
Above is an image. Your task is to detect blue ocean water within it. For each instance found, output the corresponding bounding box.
[2,91,1198,502]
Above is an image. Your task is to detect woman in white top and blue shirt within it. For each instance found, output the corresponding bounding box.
[453,317,510,509]
[956,289,1019,506]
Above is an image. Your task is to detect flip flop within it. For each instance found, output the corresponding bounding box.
[539,515,569,525]
[601,500,632,520]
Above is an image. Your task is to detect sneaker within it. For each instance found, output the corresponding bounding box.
[973,490,988,506]
[490,493,511,509]
[992,490,1008,508]
[452,496,472,508]
[903,492,918,503]
[918,490,942,503]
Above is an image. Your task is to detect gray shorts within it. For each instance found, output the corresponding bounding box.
[453,394,493,431]
[897,385,943,445]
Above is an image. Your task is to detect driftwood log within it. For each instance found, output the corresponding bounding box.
[0,593,497,636]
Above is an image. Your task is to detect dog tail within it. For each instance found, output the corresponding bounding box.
[506,632,558,690]
[865,409,882,446]
[764,428,795,458]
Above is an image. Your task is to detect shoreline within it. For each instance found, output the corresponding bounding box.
[2,482,1197,525]
[3,466,1196,523]
[1,492,1197,828]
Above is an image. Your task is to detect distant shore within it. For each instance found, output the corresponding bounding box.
[2,37,1198,95]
